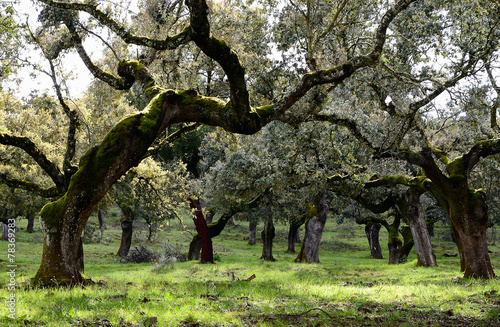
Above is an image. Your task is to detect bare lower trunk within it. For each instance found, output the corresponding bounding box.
[260,216,276,261]
[388,240,402,264]
[405,188,437,267]
[248,221,257,245]
[77,237,84,273]
[295,193,330,263]
[188,210,235,260]
[449,192,494,279]
[400,225,414,263]
[286,222,300,253]
[98,209,106,231]
[117,207,133,258]
[33,220,86,286]
[2,223,8,241]
[427,221,434,237]
[188,235,202,260]
[365,223,383,259]
[188,197,214,264]
[26,215,35,233]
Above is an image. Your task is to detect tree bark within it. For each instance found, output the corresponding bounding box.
[400,225,414,262]
[248,221,257,245]
[117,207,133,258]
[188,235,202,261]
[260,215,276,261]
[26,215,36,233]
[427,221,435,237]
[448,191,494,278]
[187,197,214,264]
[188,210,235,260]
[385,211,403,265]
[388,237,402,264]
[365,223,383,259]
[406,188,437,267]
[286,215,306,253]
[77,237,84,273]
[294,193,330,263]
[98,209,106,230]
[2,223,8,241]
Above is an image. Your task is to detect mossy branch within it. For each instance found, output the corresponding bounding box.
[463,138,500,174]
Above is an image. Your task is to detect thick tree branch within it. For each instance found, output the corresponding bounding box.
[185,0,252,126]
[36,0,192,49]
[463,138,500,174]
[0,172,60,198]
[0,133,65,193]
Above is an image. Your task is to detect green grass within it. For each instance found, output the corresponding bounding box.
[1,217,500,326]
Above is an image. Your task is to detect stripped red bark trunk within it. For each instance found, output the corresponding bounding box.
[187,197,214,264]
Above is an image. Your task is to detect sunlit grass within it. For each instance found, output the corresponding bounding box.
[1,217,499,326]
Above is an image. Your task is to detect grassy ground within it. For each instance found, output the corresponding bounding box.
[1,215,500,326]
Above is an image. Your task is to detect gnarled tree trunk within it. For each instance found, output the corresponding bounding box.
[26,215,35,233]
[406,188,436,267]
[286,215,305,254]
[260,215,276,261]
[188,210,235,260]
[365,222,383,259]
[399,225,414,263]
[448,190,494,278]
[117,206,133,258]
[294,193,330,263]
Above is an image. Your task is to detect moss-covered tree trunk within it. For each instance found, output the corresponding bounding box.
[117,206,133,258]
[365,222,383,259]
[294,193,330,263]
[33,89,171,286]
[385,212,402,265]
[418,148,496,278]
[260,215,276,261]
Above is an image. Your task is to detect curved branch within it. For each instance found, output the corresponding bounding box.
[269,0,418,119]
[185,0,250,116]
[0,133,65,193]
[0,172,60,198]
[310,113,378,152]
[36,0,192,49]
[463,138,500,173]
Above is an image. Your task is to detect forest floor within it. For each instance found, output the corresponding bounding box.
[1,213,500,326]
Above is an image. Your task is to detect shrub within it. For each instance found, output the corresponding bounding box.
[121,246,157,263]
